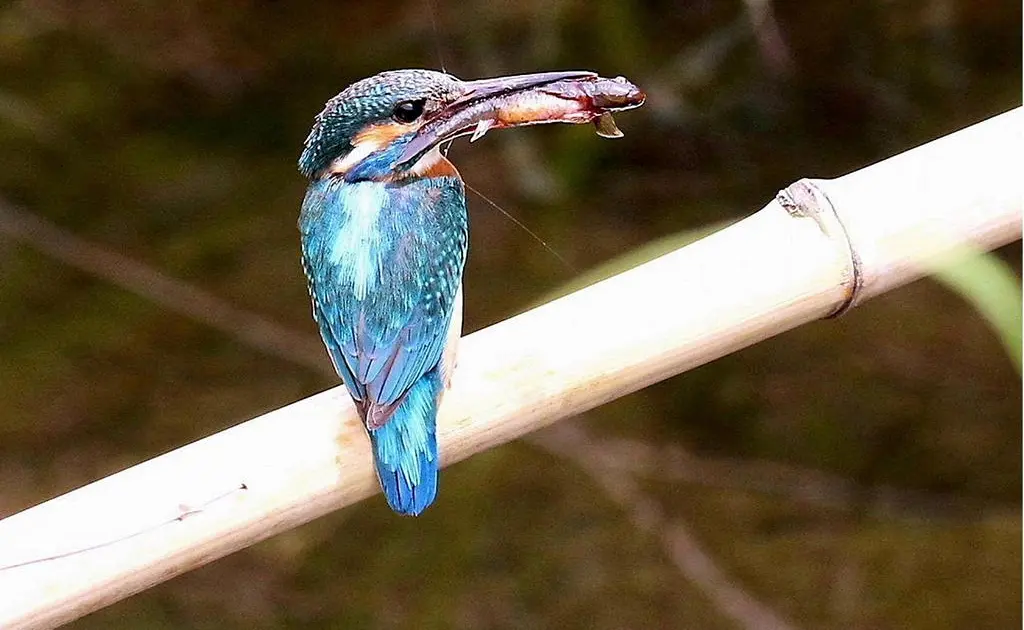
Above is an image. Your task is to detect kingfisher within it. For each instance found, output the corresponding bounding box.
[298,69,643,515]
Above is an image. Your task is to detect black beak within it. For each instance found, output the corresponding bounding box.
[396,70,596,167]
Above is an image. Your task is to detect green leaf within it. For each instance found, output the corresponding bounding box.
[931,249,1023,373]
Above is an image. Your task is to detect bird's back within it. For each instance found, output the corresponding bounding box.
[300,174,467,514]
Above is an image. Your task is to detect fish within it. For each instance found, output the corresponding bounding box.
[396,74,646,168]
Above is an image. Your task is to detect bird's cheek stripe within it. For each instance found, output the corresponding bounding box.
[353,122,414,149]
[329,123,420,179]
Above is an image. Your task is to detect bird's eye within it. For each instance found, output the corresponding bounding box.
[392,99,426,123]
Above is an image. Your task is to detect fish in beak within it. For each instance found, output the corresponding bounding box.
[397,70,646,168]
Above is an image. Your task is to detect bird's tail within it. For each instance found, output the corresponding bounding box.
[367,367,442,516]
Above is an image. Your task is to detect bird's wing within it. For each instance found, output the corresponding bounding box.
[301,177,467,425]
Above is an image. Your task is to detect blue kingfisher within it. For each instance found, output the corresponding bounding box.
[298,69,643,515]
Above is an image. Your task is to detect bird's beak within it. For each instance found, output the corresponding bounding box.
[455,70,598,104]
[396,70,597,167]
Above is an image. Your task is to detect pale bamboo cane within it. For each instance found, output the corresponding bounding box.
[0,107,1019,629]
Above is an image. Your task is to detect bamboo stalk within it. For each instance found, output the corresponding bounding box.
[0,108,1020,629]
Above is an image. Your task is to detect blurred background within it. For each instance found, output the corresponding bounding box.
[0,0,1021,628]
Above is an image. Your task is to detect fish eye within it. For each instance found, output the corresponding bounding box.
[392,99,426,123]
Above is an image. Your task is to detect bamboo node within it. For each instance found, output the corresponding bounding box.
[776,179,863,317]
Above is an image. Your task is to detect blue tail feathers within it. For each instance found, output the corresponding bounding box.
[368,367,442,515]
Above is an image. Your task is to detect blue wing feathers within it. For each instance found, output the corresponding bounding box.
[314,312,365,400]
[375,309,451,404]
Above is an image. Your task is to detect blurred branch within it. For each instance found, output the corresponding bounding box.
[740,0,793,76]
[533,422,799,630]
[0,90,57,142]
[533,422,1011,522]
[0,198,327,373]
[646,0,792,124]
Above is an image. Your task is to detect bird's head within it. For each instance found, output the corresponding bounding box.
[298,68,597,182]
